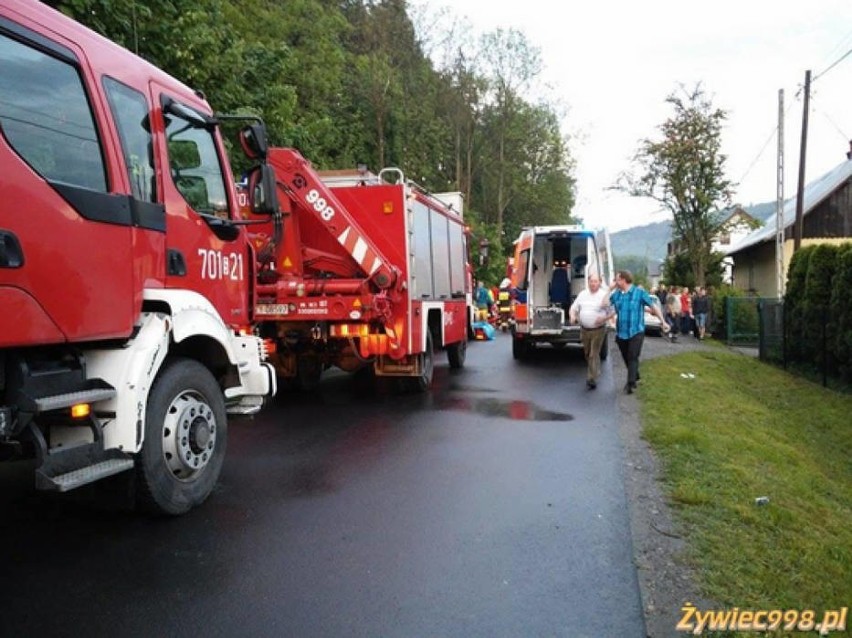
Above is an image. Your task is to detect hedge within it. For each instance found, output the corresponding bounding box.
[784,242,852,382]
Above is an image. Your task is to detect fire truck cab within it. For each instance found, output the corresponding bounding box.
[510,225,613,360]
[0,0,275,514]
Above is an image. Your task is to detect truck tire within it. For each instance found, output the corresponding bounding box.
[296,355,323,392]
[512,335,527,360]
[600,334,609,360]
[136,358,226,515]
[446,337,466,369]
[412,332,434,391]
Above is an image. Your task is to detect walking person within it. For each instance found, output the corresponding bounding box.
[679,286,693,337]
[692,287,711,340]
[657,284,668,306]
[605,270,668,394]
[473,280,493,322]
[568,273,609,390]
[664,286,681,341]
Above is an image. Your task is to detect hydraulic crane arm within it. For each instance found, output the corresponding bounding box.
[266,148,400,291]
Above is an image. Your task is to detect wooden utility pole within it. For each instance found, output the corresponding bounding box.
[776,89,785,297]
[793,70,811,251]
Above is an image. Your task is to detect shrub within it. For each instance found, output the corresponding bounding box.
[831,244,852,381]
[784,245,814,363]
[802,244,839,369]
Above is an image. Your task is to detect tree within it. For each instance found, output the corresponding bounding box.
[661,250,725,289]
[477,28,542,238]
[619,84,734,287]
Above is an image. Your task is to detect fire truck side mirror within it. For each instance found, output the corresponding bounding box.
[249,164,279,215]
[239,124,269,160]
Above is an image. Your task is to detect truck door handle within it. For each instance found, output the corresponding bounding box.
[0,230,23,268]
[167,249,187,276]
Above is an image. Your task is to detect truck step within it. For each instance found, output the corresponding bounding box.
[34,387,116,413]
[226,395,265,416]
[36,458,135,492]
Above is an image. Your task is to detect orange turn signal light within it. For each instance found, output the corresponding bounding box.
[70,403,90,419]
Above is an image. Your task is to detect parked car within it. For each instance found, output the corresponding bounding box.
[645,297,664,336]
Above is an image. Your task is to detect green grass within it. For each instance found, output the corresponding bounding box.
[640,350,852,612]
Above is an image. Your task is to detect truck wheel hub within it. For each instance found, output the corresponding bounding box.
[162,392,217,480]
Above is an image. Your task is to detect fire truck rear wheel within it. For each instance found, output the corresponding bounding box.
[446,337,466,369]
[296,356,323,392]
[512,335,528,360]
[413,332,435,391]
[136,358,227,516]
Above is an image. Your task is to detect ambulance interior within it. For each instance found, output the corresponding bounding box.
[525,232,603,322]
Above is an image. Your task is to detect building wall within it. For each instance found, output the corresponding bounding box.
[799,179,852,238]
[732,237,852,297]
[731,240,777,296]
[730,177,852,296]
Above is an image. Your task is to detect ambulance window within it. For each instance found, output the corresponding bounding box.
[164,103,229,218]
[516,249,530,290]
[103,77,156,202]
[0,33,106,192]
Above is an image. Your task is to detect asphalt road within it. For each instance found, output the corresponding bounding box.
[0,332,645,638]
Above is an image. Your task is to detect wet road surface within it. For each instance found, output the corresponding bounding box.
[0,332,645,637]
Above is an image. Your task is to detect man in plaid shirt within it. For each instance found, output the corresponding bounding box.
[605,270,668,394]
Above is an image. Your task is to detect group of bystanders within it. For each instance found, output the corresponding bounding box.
[653,284,713,341]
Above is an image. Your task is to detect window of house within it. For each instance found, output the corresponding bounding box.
[0,33,106,192]
[103,76,156,202]
[718,233,731,245]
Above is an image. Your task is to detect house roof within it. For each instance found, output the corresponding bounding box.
[725,159,852,255]
[719,206,759,227]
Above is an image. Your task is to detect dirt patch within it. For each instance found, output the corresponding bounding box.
[611,333,744,637]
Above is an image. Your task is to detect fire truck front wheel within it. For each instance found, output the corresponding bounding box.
[136,358,227,516]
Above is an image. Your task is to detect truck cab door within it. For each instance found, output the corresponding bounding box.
[150,85,249,327]
[0,28,135,345]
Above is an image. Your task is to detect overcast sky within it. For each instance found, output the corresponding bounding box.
[411,0,852,233]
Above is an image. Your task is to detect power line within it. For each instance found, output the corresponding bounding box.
[737,98,798,187]
[813,46,852,83]
[813,103,849,142]
[820,28,852,66]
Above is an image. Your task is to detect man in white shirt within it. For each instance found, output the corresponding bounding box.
[568,273,609,389]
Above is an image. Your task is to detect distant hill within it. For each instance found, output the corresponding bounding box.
[609,200,775,262]
[610,220,671,261]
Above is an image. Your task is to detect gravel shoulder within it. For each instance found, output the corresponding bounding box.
[611,333,744,637]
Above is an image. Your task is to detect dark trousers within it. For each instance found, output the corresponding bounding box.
[616,332,644,387]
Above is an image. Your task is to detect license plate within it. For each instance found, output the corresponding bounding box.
[256,304,289,315]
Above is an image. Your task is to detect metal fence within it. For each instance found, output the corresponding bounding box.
[752,298,845,389]
[757,299,785,365]
[724,296,762,347]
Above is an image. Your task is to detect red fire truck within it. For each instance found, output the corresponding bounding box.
[241,157,471,391]
[0,0,276,514]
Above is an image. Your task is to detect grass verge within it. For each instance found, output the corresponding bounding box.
[640,350,851,613]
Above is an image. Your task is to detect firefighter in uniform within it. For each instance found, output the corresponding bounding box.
[496,277,513,331]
